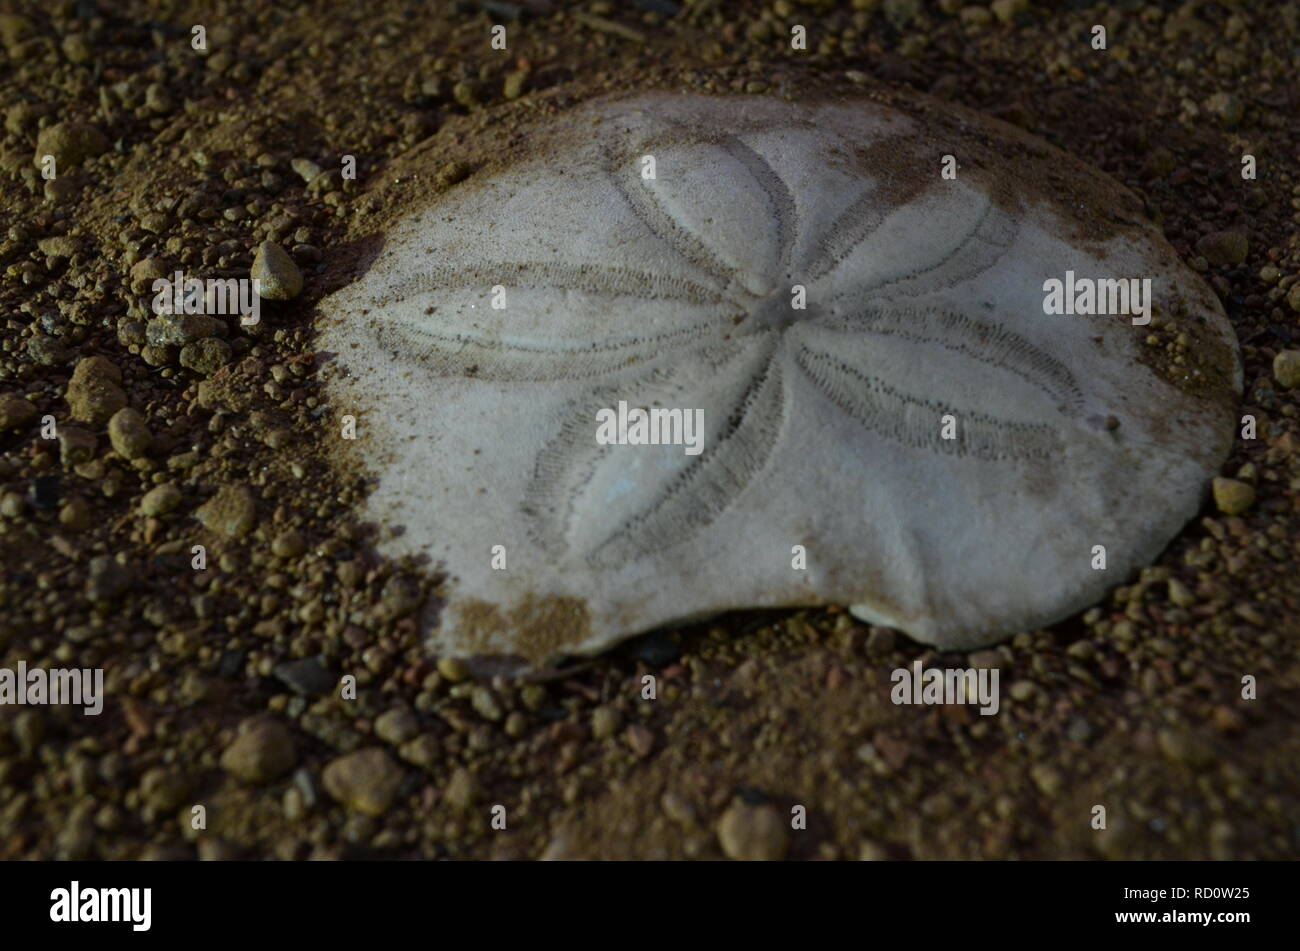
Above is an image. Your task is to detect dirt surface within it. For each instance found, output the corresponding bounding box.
[0,0,1297,860]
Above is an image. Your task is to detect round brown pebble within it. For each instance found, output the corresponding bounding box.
[0,393,38,431]
[221,718,297,784]
[322,748,406,816]
[140,483,182,517]
[107,407,153,459]
[1194,230,1248,267]
[717,801,789,861]
[1272,350,1300,389]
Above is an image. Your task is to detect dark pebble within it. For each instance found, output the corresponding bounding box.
[273,656,335,696]
[481,1,526,20]
[630,630,679,667]
[632,0,680,14]
[537,705,571,722]
[217,649,248,678]
[86,555,132,601]
[30,475,60,511]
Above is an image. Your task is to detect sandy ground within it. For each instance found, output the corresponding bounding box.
[0,0,1297,860]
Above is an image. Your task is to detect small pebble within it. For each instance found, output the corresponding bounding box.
[140,483,182,517]
[398,735,440,769]
[591,705,623,740]
[139,767,189,812]
[66,356,126,424]
[221,718,297,784]
[437,656,470,683]
[34,121,109,170]
[716,801,789,861]
[1212,477,1255,515]
[273,657,334,696]
[57,426,95,466]
[290,157,323,183]
[179,338,232,376]
[107,407,153,459]
[271,529,307,558]
[322,748,407,816]
[0,394,38,431]
[444,767,478,810]
[437,161,471,187]
[375,708,419,745]
[59,497,91,532]
[1195,230,1248,267]
[1272,350,1300,389]
[471,686,504,722]
[251,241,303,301]
[1166,577,1196,608]
[624,723,655,758]
[503,71,528,100]
[196,484,257,538]
[86,555,132,601]
[30,475,60,512]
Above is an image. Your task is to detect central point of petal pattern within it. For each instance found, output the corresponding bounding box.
[744,293,813,334]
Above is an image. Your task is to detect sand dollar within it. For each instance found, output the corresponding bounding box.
[318,90,1241,663]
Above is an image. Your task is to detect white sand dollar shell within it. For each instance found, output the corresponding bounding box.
[318,91,1241,663]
